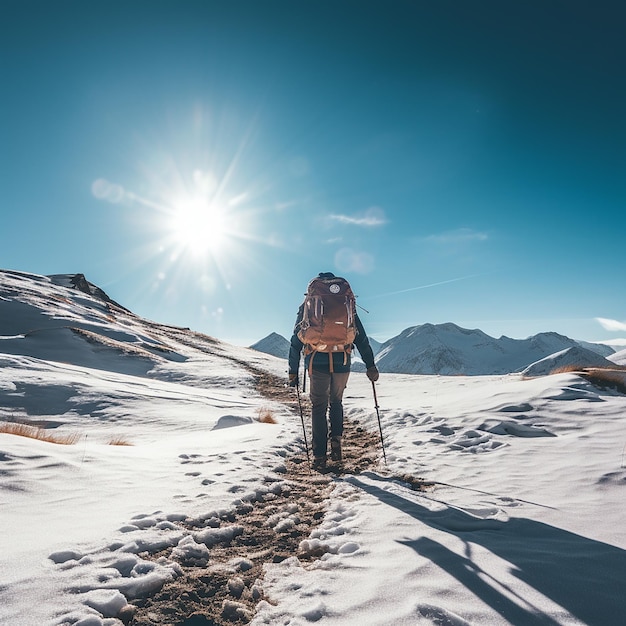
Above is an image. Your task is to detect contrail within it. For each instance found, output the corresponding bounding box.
[367,273,488,300]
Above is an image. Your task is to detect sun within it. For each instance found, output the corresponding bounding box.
[170,195,228,256]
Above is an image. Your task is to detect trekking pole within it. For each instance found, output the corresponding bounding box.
[295,382,311,469]
[371,381,387,465]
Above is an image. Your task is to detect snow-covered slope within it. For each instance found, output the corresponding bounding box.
[608,347,626,366]
[576,339,616,358]
[0,270,187,372]
[522,345,617,376]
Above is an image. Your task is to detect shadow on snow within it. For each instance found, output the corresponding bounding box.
[349,476,626,626]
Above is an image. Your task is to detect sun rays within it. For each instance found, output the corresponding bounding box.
[92,150,261,280]
[89,103,312,322]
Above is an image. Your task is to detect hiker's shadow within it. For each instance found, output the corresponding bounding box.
[348,476,626,626]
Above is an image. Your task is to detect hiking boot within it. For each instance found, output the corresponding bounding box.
[330,436,342,463]
[312,456,327,471]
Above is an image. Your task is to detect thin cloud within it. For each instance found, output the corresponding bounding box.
[274,198,310,211]
[595,317,626,332]
[423,228,489,244]
[328,206,387,228]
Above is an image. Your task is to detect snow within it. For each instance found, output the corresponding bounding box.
[609,347,626,366]
[521,345,615,376]
[2,270,626,625]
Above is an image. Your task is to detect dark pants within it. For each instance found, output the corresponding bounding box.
[309,369,350,459]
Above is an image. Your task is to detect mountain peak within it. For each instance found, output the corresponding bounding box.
[48,273,128,311]
[522,345,615,377]
[250,333,290,359]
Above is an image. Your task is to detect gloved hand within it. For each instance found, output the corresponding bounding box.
[288,373,299,387]
[366,365,379,382]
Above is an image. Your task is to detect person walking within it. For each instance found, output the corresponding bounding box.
[288,272,379,470]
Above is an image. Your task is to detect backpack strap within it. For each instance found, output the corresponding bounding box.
[307,349,338,375]
[308,350,316,378]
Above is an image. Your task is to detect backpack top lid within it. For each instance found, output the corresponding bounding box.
[305,273,353,298]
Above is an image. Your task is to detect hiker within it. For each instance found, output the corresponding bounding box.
[288,272,379,469]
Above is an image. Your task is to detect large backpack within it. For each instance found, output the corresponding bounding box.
[297,275,357,364]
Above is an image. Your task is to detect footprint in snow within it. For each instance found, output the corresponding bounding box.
[498,402,533,412]
[479,419,556,438]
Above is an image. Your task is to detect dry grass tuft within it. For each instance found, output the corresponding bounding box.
[0,422,80,445]
[548,365,626,394]
[108,437,133,446]
[257,408,278,424]
[580,368,626,394]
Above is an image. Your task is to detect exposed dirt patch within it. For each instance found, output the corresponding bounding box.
[128,454,333,626]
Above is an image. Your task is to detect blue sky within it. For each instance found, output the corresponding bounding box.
[2,0,625,347]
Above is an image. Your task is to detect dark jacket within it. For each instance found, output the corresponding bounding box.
[288,303,376,374]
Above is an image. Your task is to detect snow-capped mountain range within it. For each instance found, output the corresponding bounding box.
[3,266,616,379]
[252,322,620,376]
